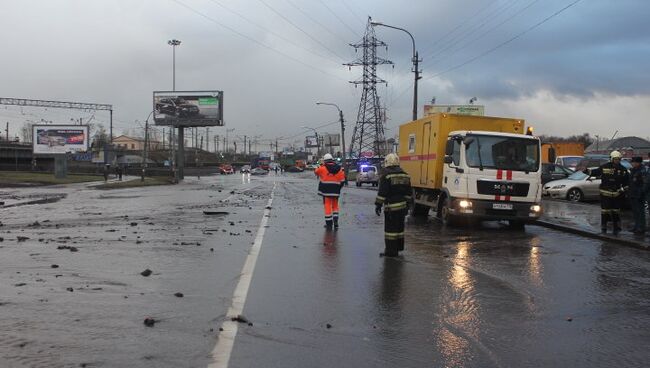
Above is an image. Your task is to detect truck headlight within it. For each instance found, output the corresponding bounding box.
[530,204,542,213]
[459,200,472,208]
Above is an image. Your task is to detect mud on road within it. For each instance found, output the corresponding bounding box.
[0,175,272,368]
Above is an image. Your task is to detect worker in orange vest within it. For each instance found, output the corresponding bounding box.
[315,153,346,229]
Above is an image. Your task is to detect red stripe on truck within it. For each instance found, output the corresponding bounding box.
[495,169,503,201]
[505,170,512,201]
[399,153,437,161]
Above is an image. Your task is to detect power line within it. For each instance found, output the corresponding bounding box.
[424,0,542,68]
[425,0,522,61]
[205,0,341,65]
[257,0,347,61]
[340,0,366,26]
[285,0,350,45]
[424,0,584,81]
[315,0,361,38]
[171,0,347,82]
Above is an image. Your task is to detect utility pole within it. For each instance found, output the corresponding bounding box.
[243,135,247,155]
[142,111,153,182]
[168,38,182,180]
[206,127,209,152]
[5,122,8,141]
[162,128,165,149]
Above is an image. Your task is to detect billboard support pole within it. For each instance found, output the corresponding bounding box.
[54,155,67,179]
[177,127,185,180]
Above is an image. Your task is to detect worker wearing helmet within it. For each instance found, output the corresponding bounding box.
[585,150,630,234]
[375,153,412,257]
[315,153,346,229]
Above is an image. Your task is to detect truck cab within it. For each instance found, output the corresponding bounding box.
[440,131,542,225]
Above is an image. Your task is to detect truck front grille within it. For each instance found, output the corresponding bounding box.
[477,180,530,197]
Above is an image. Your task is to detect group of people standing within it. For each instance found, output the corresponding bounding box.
[315,153,411,257]
[586,150,650,235]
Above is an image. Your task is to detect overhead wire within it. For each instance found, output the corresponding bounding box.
[424,0,542,68]
[284,0,351,46]
[387,0,584,112]
[339,0,366,26]
[315,0,361,38]
[171,0,347,82]
[205,0,341,65]
[424,0,584,81]
[257,0,347,61]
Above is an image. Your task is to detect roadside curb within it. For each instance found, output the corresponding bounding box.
[534,219,650,250]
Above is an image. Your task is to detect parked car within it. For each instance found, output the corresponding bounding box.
[219,165,234,175]
[240,165,251,174]
[356,164,378,187]
[541,163,574,184]
[155,98,200,118]
[250,167,269,175]
[543,160,632,202]
[554,156,583,170]
[285,166,304,173]
[305,163,319,170]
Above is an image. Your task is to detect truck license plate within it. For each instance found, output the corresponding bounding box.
[492,203,513,210]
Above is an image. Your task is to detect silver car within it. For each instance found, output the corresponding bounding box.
[543,171,601,202]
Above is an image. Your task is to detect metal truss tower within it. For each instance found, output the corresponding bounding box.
[345,17,392,158]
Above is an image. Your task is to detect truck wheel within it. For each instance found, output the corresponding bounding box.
[508,220,526,231]
[373,181,378,187]
[566,188,583,202]
[411,203,429,217]
[440,196,459,227]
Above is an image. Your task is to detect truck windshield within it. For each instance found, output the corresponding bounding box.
[465,134,539,172]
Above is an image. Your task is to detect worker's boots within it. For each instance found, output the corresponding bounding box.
[333,217,339,229]
[324,220,333,230]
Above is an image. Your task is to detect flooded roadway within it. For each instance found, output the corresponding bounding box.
[1,174,649,367]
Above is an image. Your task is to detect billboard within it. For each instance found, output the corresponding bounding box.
[424,104,485,116]
[153,90,223,127]
[322,133,341,147]
[33,125,89,155]
[305,136,319,148]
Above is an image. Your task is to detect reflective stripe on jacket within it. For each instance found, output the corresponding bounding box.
[315,163,345,197]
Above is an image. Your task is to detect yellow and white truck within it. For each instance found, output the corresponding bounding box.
[398,113,543,227]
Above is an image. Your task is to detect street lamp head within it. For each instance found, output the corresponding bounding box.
[167,39,181,46]
[370,22,383,26]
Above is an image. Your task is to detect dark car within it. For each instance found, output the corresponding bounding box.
[155,98,200,118]
[575,154,632,172]
[541,163,574,184]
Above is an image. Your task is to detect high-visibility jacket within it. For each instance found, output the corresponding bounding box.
[589,162,629,197]
[315,162,345,197]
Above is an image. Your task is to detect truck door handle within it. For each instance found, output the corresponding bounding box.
[444,177,447,184]
[455,168,464,173]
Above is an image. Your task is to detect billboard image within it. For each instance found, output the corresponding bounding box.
[322,133,341,147]
[305,136,319,148]
[153,90,223,127]
[33,125,89,154]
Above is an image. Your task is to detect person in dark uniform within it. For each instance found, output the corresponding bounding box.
[628,157,649,234]
[586,150,629,234]
[375,153,412,257]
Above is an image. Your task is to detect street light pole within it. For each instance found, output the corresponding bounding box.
[371,22,421,121]
[316,102,348,183]
[168,39,182,180]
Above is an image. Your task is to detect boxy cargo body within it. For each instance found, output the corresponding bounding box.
[398,114,543,225]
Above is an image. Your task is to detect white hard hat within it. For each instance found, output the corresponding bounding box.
[384,153,400,167]
[610,150,622,159]
[323,153,334,161]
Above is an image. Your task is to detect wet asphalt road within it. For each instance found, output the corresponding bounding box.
[1,173,649,367]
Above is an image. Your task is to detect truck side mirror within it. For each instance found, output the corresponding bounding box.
[445,140,454,156]
[443,156,453,164]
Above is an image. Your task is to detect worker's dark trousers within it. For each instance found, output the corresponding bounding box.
[600,194,622,230]
[384,208,407,257]
[629,197,646,232]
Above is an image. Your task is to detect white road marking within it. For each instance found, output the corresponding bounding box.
[207,183,276,368]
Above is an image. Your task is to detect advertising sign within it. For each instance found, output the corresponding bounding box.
[423,104,485,116]
[32,125,89,155]
[322,133,341,147]
[305,136,319,148]
[153,90,223,127]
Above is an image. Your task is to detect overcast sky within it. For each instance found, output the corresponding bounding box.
[0,0,648,147]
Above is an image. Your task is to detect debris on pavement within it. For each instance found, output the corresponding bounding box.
[231,315,253,326]
[174,292,184,298]
[143,317,156,327]
[140,269,153,277]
